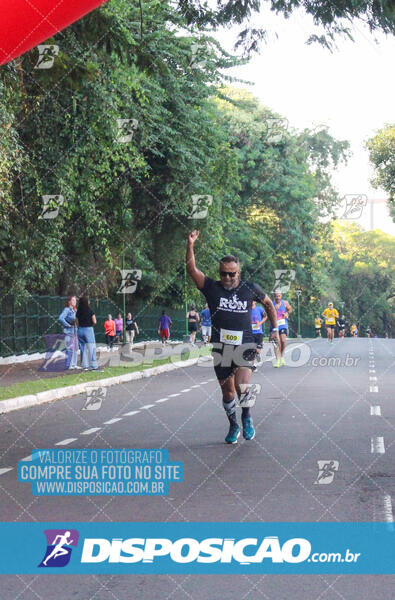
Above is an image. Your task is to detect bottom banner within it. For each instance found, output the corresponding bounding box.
[0,522,393,574]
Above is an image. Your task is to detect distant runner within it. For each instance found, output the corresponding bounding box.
[337,314,347,339]
[314,315,322,338]
[200,304,212,344]
[321,302,339,343]
[272,290,292,367]
[186,306,200,345]
[350,323,358,338]
[251,300,267,367]
[186,230,279,444]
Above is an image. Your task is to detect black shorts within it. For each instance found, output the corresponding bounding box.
[252,333,264,348]
[188,323,198,332]
[212,343,257,381]
[326,324,335,329]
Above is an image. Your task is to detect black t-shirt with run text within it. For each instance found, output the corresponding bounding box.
[200,277,266,344]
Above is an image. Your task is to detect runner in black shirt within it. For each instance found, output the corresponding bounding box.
[186,229,279,444]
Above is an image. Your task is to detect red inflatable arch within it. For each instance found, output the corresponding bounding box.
[0,0,108,65]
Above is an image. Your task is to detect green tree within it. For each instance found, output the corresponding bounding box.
[367,124,395,220]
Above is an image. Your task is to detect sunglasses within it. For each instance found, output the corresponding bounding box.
[220,271,237,278]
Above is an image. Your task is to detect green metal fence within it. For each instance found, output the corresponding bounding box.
[0,295,188,357]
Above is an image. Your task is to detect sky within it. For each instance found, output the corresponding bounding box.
[215,5,395,235]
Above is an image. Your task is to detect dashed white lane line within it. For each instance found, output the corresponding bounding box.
[369,370,376,374]
[169,393,180,397]
[123,410,140,416]
[0,467,13,475]
[191,385,200,388]
[180,388,192,393]
[370,406,382,416]
[103,418,123,425]
[383,494,394,525]
[140,404,155,410]
[81,427,102,435]
[369,386,379,393]
[55,438,78,446]
[369,377,377,381]
[155,398,168,403]
[371,437,385,454]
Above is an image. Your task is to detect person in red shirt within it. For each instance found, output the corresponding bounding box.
[104,314,116,348]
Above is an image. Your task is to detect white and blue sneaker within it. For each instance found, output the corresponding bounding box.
[242,416,255,440]
[225,422,240,444]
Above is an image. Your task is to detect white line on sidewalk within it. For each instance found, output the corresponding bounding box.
[371,437,385,454]
[0,467,13,475]
[55,438,78,446]
[370,406,382,416]
[103,418,123,425]
[81,428,102,435]
[123,410,140,416]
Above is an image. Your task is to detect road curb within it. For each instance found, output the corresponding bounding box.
[0,357,210,415]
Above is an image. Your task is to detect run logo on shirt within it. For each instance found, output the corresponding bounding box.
[219,294,248,312]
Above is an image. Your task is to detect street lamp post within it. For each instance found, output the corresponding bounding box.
[296,290,302,338]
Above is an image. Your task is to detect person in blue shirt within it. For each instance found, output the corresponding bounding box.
[200,303,212,344]
[58,295,80,370]
[251,300,267,367]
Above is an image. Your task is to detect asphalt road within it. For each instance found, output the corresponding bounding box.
[0,337,394,598]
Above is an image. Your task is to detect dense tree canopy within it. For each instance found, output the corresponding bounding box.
[367,124,395,219]
[0,0,393,336]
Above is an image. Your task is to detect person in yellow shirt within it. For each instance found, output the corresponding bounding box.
[321,302,339,343]
[314,316,322,337]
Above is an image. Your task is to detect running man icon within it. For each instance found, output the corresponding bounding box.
[39,529,79,567]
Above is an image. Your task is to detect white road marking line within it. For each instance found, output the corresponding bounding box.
[371,437,385,454]
[103,418,123,425]
[169,393,180,397]
[21,455,33,461]
[383,494,394,524]
[140,404,155,410]
[55,438,77,446]
[123,410,140,416]
[191,385,200,388]
[369,370,376,373]
[369,386,379,393]
[0,467,13,475]
[369,376,377,381]
[81,427,102,435]
[155,398,168,403]
[180,388,192,392]
[370,406,382,416]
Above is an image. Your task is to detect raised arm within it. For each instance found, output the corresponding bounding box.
[186,230,205,290]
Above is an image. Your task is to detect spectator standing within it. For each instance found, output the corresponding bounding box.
[58,295,79,370]
[104,314,116,348]
[114,313,123,344]
[125,313,139,346]
[200,303,212,344]
[76,296,102,371]
[158,310,172,345]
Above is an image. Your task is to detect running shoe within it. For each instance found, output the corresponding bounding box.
[274,359,280,368]
[242,416,255,440]
[225,422,240,444]
[280,357,285,367]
